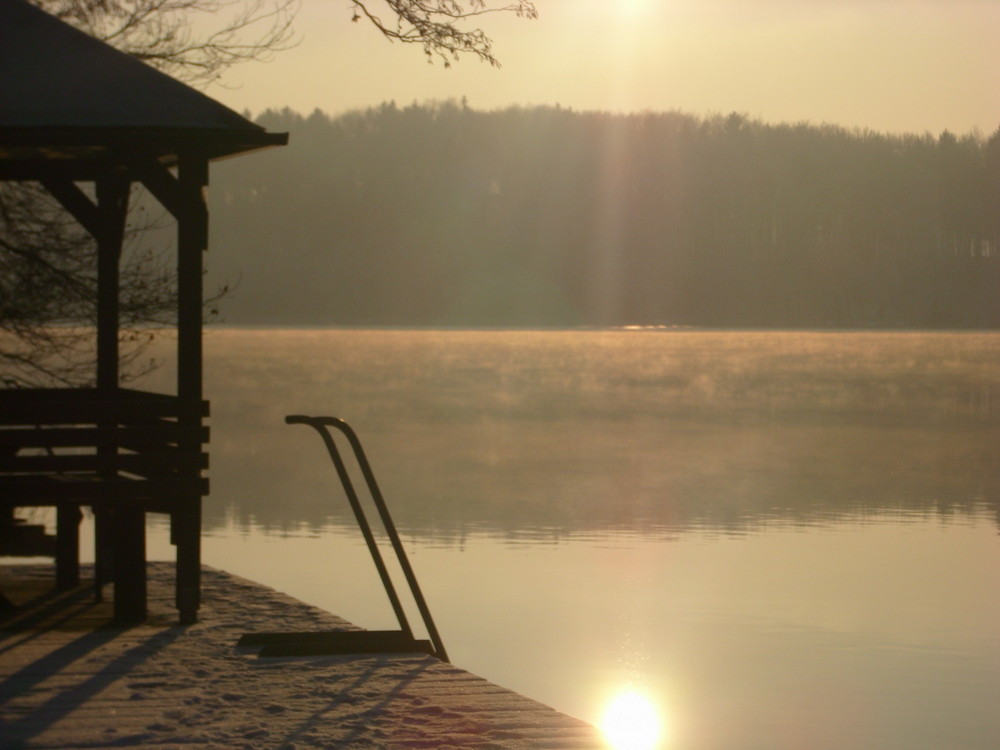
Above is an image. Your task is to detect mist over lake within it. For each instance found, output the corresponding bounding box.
[186,328,999,534]
[116,327,1000,749]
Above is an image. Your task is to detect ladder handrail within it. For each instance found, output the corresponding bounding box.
[285,415,449,662]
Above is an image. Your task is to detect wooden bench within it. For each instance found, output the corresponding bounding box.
[0,387,208,623]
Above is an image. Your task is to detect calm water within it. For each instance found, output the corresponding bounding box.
[18,329,1000,748]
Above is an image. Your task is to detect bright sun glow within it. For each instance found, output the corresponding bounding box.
[616,0,656,20]
[600,691,665,750]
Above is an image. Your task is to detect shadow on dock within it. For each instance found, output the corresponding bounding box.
[0,564,605,749]
[1,568,186,748]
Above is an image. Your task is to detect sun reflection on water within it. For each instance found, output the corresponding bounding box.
[600,690,665,750]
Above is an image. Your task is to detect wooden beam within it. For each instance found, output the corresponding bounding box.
[133,158,187,220]
[112,506,147,623]
[55,505,82,590]
[95,176,130,392]
[176,154,208,401]
[174,153,208,624]
[39,178,102,237]
[3,160,122,183]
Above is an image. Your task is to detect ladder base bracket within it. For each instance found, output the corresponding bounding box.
[239,629,437,658]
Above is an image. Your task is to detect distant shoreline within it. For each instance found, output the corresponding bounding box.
[204,323,1000,334]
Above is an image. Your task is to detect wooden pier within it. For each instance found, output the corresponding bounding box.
[0,563,605,748]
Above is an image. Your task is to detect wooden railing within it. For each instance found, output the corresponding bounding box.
[0,387,208,510]
[0,387,208,622]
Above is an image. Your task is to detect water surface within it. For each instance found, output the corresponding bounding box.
[19,329,1000,748]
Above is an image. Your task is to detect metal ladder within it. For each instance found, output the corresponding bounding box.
[239,415,448,662]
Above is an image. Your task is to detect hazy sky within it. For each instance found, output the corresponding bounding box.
[212,0,998,136]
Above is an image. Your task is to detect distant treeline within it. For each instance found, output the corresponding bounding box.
[207,102,1000,328]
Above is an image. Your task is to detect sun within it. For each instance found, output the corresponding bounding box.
[600,690,665,750]
[616,0,655,20]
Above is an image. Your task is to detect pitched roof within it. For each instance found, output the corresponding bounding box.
[0,0,286,175]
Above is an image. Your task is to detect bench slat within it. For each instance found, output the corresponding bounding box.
[0,451,208,474]
[0,476,209,503]
[0,425,210,449]
[0,388,208,424]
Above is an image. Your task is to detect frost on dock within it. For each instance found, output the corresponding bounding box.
[0,563,603,748]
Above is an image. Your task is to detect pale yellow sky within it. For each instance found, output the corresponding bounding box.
[211,0,999,136]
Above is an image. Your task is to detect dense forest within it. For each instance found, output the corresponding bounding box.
[205,103,1000,328]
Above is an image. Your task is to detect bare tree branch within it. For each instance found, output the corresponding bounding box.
[349,0,537,67]
[31,0,300,85]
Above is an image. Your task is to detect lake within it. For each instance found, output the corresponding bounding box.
[15,329,1000,748]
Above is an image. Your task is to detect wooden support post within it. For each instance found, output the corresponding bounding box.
[93,505,113,602]
[95,176,150,621]
[112,507,147,623]
[95,176,128,393]
[55,505,82,590]
[176,155,207,402]
[175,154,209,624]
[136,155,210,624]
